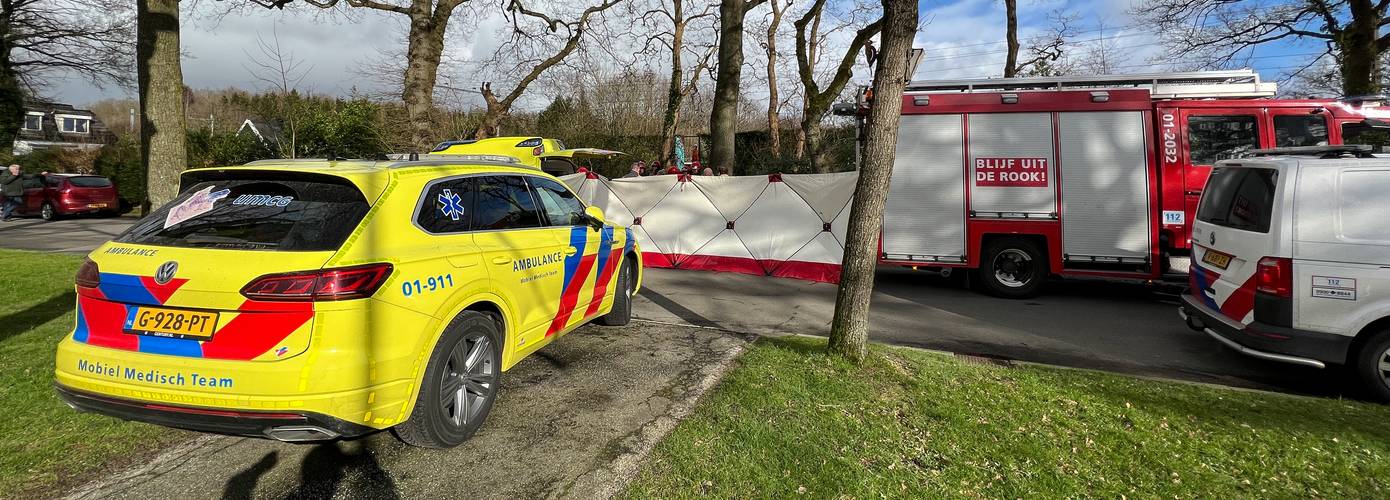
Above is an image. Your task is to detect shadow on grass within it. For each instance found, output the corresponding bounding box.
[0,289,74,344]
[763,335,828,356]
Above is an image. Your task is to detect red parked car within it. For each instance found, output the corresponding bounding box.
[0,174,120,220]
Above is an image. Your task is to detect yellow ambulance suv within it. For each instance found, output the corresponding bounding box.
[53,156,641,448]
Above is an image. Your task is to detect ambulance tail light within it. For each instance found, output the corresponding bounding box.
[75,259,100,288]
[1255,256,1292,298]
[242,263,394,301]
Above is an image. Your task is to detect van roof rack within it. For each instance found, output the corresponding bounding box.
[1247,145,1375,159]
[905,69,1276,99]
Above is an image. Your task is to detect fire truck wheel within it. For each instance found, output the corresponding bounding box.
[978,238,1048,299]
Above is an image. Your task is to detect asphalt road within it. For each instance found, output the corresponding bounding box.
[64,322,748,500]
[0,216,133,253]
[634,267,1350,398]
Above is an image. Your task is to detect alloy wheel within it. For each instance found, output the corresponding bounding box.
[439,334,496,427]
[1378,347,1390,389]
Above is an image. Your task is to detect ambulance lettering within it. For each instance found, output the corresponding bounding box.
[103,246,160,257]
[74,359,234,388]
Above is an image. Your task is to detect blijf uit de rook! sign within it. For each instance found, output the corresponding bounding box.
[975,157,1049,187]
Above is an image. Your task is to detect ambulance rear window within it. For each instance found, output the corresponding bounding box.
[117,175,369,251]
[1197,167,1277,233]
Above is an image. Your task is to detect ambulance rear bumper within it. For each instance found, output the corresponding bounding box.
[56,384,376,442]
[1179,294,1344,369]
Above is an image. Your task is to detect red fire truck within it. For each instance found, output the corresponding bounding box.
[861,70,1390,298]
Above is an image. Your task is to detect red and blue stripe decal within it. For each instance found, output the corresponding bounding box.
[73,272,312,360]
[1190,266,1220,310]
[547,226,597,336]
[581,227,619,316]
[1190,265,1258,323]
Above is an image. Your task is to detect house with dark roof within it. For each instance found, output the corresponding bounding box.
[15,102,115,155]
[236,119,284,149]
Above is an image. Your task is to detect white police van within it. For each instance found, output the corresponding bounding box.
[1179,145,1390,400]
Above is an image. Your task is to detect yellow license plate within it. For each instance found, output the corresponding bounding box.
[125,307,219,340]
[1201,249,1233,270]
[87,203,107,208]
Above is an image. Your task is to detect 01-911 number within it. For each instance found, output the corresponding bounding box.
[402,273,454,297]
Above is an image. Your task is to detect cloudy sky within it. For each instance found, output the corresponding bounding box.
[48,0,1322,107]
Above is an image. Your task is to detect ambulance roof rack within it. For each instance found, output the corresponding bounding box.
[1247,145,1375,159]
[905,69,1277,99]
[385,154,531,170]
[242,158,374,164]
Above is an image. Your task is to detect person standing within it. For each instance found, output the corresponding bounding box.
[1,164,24,222]
[623,161,644,178]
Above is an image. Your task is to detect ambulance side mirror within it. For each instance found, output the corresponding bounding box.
[584,206,605,229]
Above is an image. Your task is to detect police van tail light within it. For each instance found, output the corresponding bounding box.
[1255,257,1293,298]
[75,259,100,288]
[242,263,394,301]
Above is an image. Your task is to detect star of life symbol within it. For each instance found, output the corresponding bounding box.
[438,189,466,221]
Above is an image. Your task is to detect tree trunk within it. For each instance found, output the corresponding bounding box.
[0,5,22,155]
[794,0,881,173]
[799,114,825,172]
[765,0,785,159]
[475,107,504,140]
[793,123,806,159]
[827,0,916,363]
[709,0,762,175]
[138,0,187,210]
[1341,0,1382,95]
[661,0,688,164]
[1003,0,1018,78]
[401,9,450,151]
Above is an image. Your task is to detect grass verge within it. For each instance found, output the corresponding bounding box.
[624,336,1390,498]
[0,250,185,498]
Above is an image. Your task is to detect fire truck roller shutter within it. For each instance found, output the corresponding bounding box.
[883,114,967,262]
[968,113,1057,216]
[1058,111,1152,263]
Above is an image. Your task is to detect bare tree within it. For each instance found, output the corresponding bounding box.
[1015,10,1076,77]
[792,4,820,160]
[1134,0,1390,95]
[827,0,915,363]
[1075,17,1119,75]
[474,0,628,139]
[138,0,186,209]
[794,0,880,172]
[1003,0,1019,77]
[244,28,314,157]
[762,0,792,157]
[261,0,474,151]
[708,0,769,175]
[639,0,718,163]
[0,0,132,151]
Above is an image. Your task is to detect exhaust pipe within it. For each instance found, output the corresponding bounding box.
[265,425,340,442]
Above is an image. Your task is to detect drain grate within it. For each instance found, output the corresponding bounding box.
[954,353,1015,368]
